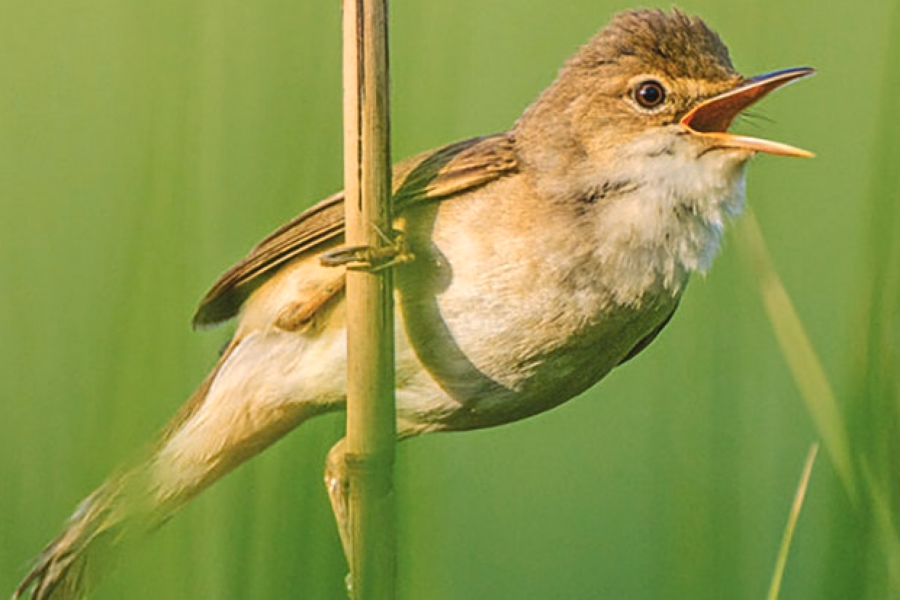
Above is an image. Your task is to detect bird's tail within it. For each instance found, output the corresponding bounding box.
[12,468,149,600]
[14,336,332,600]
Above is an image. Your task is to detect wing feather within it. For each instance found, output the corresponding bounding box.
[193,133,517,327]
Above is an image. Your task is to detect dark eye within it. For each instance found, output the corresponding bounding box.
[634,80,666,109]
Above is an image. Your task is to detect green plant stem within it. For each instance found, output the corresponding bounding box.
[737,212,856,501]
[765,443,818,600]
[341,0,396,598]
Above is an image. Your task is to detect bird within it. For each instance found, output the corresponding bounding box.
[13,8,814,600]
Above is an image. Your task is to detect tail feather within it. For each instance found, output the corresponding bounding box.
[14,334,332,600]
[14,476,135,600]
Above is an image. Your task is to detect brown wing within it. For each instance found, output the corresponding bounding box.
[192,133,518,328]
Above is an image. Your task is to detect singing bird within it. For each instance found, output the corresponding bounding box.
[15,9,813,599]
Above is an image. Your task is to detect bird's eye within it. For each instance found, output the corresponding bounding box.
[634,80,666,109]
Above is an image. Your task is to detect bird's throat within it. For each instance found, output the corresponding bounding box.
[588,151,748,306]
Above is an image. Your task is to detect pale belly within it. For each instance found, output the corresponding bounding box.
[391,196,682,433]
[230,179,692,437]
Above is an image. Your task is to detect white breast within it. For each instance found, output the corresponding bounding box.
[588,130,750,306]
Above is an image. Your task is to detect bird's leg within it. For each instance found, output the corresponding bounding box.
[319,226,414,272]
[325,438,353,566]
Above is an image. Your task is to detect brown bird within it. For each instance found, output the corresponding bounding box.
[14,8,813,600]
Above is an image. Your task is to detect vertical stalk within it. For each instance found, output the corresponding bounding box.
[341,0,396,599]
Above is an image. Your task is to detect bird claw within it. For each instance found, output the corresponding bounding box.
[320,225,414,273]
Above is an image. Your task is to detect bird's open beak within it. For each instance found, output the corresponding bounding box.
[680,67,816,157]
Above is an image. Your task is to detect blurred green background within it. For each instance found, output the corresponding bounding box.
[2,1,898,599]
